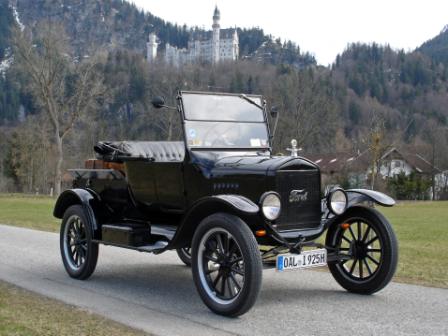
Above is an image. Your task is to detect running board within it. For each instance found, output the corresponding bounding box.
[151,224,176,240]
[94,223,175,254]
[95,239,169,253]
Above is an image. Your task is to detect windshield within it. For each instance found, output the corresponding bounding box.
[182,93,265,121]
[182,92,270,149]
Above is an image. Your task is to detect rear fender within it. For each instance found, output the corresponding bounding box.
[167,195,259,249]
[53,189,99,234]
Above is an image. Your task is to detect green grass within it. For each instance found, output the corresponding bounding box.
[0,281,148,336]
[0,194,59,232]
[381,201,448,288]
[0,194,447,288]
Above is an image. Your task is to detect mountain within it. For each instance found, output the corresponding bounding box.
[3,0,313,66]
[0,0,315,124]
[0,1,15,61]
[419,25,448,65]
[1,1,448,195]
[332,42,448,141]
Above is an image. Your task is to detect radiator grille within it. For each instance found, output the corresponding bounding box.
[275,170,321,231]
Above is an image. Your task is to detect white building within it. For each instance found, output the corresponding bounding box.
[378,148,435,178]
[435,170,448,199]
[146,33,158,63]
[147,6,239,66]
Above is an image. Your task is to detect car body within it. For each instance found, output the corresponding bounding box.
[54,91,398,317]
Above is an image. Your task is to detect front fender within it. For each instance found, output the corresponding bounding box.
[321,188,394,227]
[53,189,99,232]
[166,195,259,250]
[346,189,395,207]
[210,195,259,213]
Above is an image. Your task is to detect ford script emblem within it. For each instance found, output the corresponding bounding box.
[289,189,308,203]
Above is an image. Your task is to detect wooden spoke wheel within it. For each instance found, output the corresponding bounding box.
[326,207,398,294]
[60,205,98,280]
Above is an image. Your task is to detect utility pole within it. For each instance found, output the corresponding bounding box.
[370,131,381,190]
[431,141,436,200]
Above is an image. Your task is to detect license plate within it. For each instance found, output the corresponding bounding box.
[276,249,327,271]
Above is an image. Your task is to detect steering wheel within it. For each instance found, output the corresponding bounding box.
[202,123,222,144]
[210,124,242,147]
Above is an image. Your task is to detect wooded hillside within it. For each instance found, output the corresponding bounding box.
[0,0,447,196]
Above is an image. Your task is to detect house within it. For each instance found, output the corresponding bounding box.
[378,148,438,178]
[306,147,441,196]
[305,151,370,188]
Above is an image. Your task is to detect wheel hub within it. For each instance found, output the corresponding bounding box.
[218,257,232,273]
[351,240,368,259]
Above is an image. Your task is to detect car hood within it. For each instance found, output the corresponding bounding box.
[191,151,318,178]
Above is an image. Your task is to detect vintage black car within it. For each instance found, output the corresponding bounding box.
[54,91,398,317]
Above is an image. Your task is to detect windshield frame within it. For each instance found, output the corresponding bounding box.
[178,90,272,151]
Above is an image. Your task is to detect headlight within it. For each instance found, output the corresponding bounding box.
[260,192,281,221]
[327,188,348,215]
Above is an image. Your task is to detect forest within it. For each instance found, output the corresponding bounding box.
[0,0,447,199]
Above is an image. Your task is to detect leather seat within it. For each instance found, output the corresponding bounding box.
[94,141,185,162]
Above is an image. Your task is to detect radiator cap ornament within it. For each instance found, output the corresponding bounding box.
[287,139,301,157]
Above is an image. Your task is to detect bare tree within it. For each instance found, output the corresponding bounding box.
[12,22,106,195]
[4,115,53,194]
[147,64,183,141]
[421,121,448,199]
[366,113,390,190]
[293,94,333,149]
[289,72,337,153]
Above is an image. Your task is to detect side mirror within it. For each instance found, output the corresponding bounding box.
[151,96,166,109]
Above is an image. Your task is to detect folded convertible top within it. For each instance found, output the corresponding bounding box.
[94,141,185,162]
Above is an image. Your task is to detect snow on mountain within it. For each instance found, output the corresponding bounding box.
[0,55,13,77]
[12,4,25,31]
[441,25,448,34]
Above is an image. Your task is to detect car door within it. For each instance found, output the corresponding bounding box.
[153,162,186,210]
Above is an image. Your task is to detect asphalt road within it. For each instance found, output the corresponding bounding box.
[0,224,447,336]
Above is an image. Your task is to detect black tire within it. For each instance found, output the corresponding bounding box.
[60,205,99,280]
[176,247,192,266]
[191,213,262,317]
[326,206,398,294]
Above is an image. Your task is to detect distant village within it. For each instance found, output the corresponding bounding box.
[306,147,447,200]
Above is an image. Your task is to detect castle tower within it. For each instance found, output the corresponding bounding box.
[232,28,239,60]
[146,33,158,63]
[212,6,220,64]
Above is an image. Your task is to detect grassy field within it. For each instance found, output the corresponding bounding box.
[0,194,59,232]
[381,201,448,288]
[0,281,148,336]
[0,194,447,288]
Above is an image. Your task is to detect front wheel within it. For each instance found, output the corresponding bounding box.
[191,213,262,317]
[326,206,398,294]
[60,205,99,280]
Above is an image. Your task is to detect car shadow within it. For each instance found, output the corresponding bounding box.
[63,260,385,317]
[259,284,383,305]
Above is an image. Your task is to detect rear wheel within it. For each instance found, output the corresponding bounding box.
[176,247,192,266]
[191,213,262,317]
[326,206,398,294]
[60,205,99,280]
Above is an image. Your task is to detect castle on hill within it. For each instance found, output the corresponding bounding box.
[146,6,239,66]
